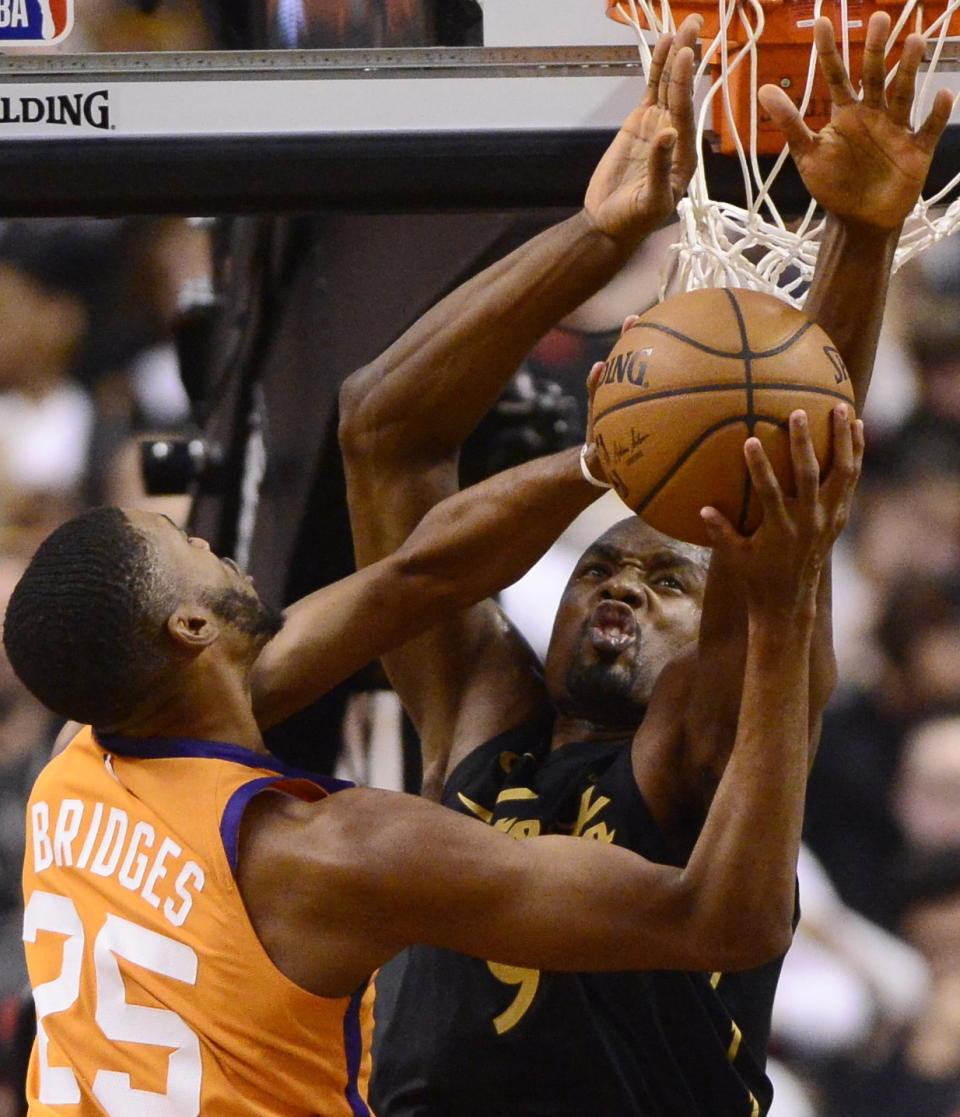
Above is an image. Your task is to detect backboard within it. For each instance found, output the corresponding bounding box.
[0,0,953,217]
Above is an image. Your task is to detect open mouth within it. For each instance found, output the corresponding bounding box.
[588,600,637,657]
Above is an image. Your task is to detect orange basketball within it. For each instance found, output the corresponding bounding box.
[591,287,855,546]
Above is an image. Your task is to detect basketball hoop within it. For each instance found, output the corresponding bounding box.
[605,0,960,303]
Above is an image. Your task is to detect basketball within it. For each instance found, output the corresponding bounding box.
[590,287,856,546]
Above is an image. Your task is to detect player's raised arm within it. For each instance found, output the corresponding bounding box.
[682,12,949,780]
[764,11,952,405]
[239,414,862,992]
[336,19,700,791]
[341,17,698,498]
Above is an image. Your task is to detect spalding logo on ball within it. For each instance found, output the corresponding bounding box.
[590,287,856,546]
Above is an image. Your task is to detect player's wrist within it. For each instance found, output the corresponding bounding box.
[577,205,653,259]
[746,571,821,629]
[822,209,905,240]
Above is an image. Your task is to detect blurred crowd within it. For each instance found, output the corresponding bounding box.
[0,2,959,1116]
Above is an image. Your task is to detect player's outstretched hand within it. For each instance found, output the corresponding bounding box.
[699,406,863,617]
[758,11,953,229]
[584,13,700,243]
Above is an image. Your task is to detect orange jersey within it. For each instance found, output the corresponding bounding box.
[21,728,375,1116]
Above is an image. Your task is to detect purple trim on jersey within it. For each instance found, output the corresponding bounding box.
[95,731,353,790]
[95,732,353,877]
[343,981,372,1116]
[219,777,283,874]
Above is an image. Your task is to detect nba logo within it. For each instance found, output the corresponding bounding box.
[0,0,73,44]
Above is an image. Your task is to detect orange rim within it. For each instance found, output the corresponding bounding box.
[605,1,960,44]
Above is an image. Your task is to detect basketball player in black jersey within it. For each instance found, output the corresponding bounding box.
[335,12,952,1117]
[333,10,947,1117]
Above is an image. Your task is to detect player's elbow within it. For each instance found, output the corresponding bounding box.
[695,916,792,972]
[678,884,794,971]
[338,363,380,462]
[340,360,454,471]
[724,912,794,970]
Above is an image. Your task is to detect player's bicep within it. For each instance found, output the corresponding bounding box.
[326,790,692,973]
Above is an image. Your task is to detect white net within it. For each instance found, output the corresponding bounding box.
[609,0,960,303]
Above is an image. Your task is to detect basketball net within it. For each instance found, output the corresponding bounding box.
[606,0,960,304]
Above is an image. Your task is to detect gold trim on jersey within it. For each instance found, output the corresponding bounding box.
[495,787,539,802]
[456,793,493,822]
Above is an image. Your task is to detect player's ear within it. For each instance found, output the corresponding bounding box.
[166,603,220,650]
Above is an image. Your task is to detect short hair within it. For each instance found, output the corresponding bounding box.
[3,507,179,728]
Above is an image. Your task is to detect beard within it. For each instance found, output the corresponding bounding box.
[202,586,285,640]
[559,656,649,730]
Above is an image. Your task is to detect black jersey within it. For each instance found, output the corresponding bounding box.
[372,718,787,1116]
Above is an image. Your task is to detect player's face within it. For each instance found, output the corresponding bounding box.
[544,519,707,729]
[125,510,283,644]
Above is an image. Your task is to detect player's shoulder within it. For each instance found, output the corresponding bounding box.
[630,647,698,771]
[51,719,87,757]
[625,648,697,752]
[237,784,435,907]
[25,727,113,834]
[648,645,699,710]
[240,783,388,848]
[30,723,94,786]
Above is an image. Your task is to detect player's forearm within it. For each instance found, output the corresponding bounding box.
[252,448,599,729]
[687,541,836,763]
[684,548,747,751]
[684,600,816,961]
[396,446,602,608]
[803,214,900,410]
[697,558,839,756]
[339,210,635,467]
[808,554,838,750]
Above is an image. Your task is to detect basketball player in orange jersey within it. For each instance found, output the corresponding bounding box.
[9,403,858,1114]
[336,12,954,1117]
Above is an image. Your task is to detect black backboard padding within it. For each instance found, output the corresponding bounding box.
[0,126,956,217]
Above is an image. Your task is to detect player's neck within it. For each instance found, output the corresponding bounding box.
[550,713,635,751]
[110,674,268,755]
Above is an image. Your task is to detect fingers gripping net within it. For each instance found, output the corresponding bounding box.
[608,0,960,304]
